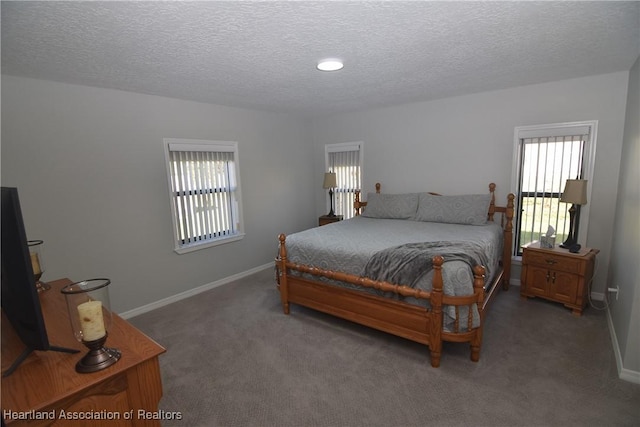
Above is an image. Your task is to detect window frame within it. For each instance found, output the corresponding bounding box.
[511,121,597,258]
[164,138,245,254]
[324,141,363,220]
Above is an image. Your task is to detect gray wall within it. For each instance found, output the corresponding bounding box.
[609,56,640,375]
[310,71,630,298]
[1,76,315,313]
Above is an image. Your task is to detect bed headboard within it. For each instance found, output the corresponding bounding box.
[354,182,513,225]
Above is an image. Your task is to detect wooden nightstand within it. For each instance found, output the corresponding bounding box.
[319,215,343,226]
[520,243,599,316]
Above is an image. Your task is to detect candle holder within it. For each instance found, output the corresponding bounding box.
[28,240,50,292]
[61,278,121,373]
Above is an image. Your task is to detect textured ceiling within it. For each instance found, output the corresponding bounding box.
[2,1,639,117]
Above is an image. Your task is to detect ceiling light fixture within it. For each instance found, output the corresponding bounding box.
[317,59,344,72]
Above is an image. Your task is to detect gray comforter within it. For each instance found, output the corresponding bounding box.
[363,240,489,289]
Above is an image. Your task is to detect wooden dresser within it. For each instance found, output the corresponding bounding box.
[520,243,599,316]
[2,278,166,426]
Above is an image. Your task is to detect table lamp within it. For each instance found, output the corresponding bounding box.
[559,179,588,249]
[323,172,337,217]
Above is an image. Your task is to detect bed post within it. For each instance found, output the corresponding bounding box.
[488,183,496,221]
[502,193,515,290]
[429,256,444,368]
[277,234,290,315]
[354,183,382,216]
[471,265,486,362]
[354,190,362,216]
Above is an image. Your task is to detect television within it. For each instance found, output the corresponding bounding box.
[1,186,77,377]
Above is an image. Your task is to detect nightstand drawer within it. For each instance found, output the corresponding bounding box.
[525,252,582,274]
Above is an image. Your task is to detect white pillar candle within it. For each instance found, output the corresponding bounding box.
[77,300,106,341]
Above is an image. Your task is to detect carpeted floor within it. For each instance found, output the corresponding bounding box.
[129,268,640,427]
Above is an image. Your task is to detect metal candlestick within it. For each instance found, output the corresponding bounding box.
[76,333,121,373]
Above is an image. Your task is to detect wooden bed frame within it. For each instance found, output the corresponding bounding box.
[276,183,514,367]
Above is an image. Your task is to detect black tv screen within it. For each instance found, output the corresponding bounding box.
[1,187,50,364]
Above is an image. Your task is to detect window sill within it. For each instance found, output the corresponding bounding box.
[174,233,245,254]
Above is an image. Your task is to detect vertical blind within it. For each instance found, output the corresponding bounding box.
[516,134,587,252]
[328,147,361,219]
[167,147,238,246]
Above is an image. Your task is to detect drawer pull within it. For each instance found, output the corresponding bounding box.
[545,259,558,265]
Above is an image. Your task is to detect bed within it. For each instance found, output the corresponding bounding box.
[275,183,514,367]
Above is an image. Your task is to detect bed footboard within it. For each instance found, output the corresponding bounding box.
[276,234,487,367]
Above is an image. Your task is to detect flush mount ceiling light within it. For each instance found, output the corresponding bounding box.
[317,59,344,72]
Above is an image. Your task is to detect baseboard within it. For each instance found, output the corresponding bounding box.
[619,366,640,384]
[119,262,273,319]
[605,304,640,384]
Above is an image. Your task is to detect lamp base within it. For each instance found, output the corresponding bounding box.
[559,203,580,249]
[559,238,576,249]
[326,188,336,218]
[77,335,121,373]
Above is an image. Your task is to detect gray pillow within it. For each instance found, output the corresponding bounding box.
[414,193,491,225]
[361,193,419,219]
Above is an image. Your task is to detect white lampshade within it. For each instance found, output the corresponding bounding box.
[560,179,588,205]
[323,172,337,189]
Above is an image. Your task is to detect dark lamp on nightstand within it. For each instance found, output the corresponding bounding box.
[323,172,337,217]
[559,179,587,249]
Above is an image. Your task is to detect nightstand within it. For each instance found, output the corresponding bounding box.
[319,215,343,226]
[520,243,599,316]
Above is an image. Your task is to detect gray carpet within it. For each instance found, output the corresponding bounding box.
[129,268,640,427]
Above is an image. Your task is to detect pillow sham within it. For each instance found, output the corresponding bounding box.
[361,192,419,219]
[414,193,491,225]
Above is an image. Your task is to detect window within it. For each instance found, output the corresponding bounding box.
[164,139,244,253]
[511,122,596,256]
[325,142,363,219]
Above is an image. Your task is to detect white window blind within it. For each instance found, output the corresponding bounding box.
[164,139,244,253]
[326,142,362,219]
